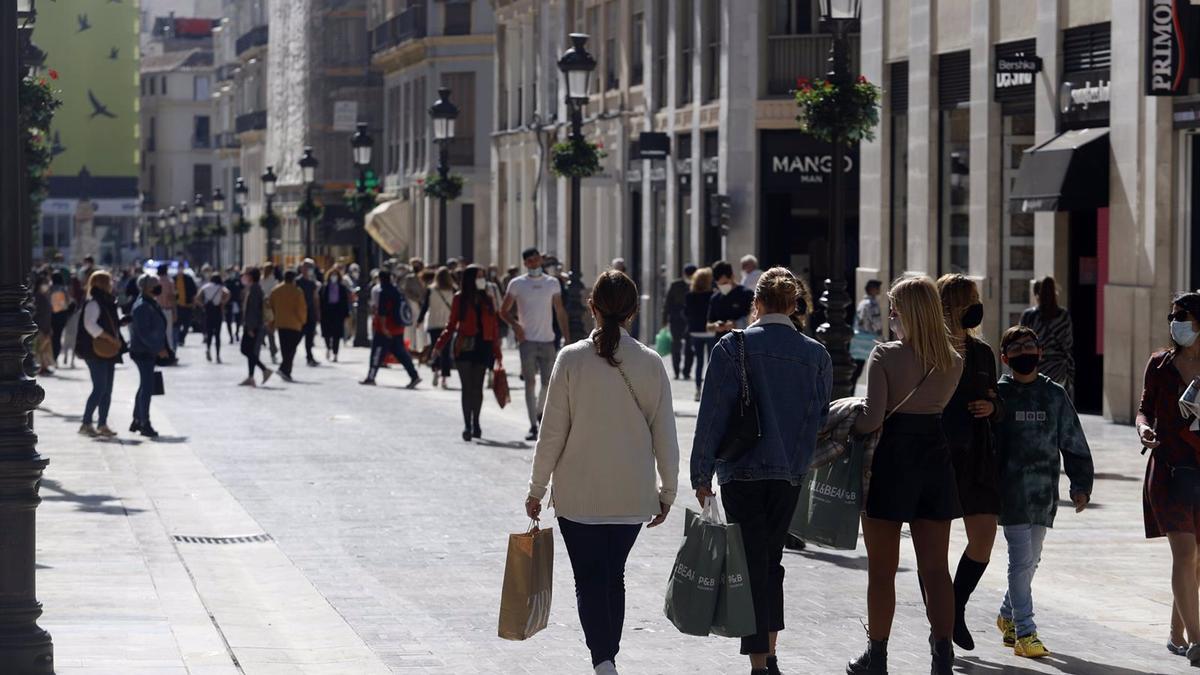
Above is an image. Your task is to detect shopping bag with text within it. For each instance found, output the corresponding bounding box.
[664,499,726,636]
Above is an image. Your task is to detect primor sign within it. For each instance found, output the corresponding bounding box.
[1146,0,1195,96]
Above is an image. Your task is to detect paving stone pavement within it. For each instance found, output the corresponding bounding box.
[35,337,1198,674]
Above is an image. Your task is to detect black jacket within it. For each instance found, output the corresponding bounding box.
[684,291,712,334]
[75,289,125,363]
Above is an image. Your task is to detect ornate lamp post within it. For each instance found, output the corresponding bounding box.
[815,0,861,398]
[234,176,248,264]
[178,200,191,262]
[211,187,225,268]
[298,146,319,257]
[557,33,596,342]
[351,123,374,347]
[428,87,458,263]
[0,1,54,670]
[193,192,207,266]
[261,165,277,263]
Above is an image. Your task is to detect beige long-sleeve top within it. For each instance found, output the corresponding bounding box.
[528,330,680,518]
[855,340,963,434]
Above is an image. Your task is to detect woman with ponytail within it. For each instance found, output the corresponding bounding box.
[525,270,679,675]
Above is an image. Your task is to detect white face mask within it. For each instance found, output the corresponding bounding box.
[527,267,543,277]
[717,283,733,296]
[889,315,905,341]
[474,278,487,291]
[1172,320,1199,348]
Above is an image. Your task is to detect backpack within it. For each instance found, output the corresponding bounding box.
[382,285,413,328]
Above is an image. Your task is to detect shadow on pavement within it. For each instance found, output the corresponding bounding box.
[787,547,911,574]
[149,435,189,444]
[41,478,143,516]
[1094,472,1140,483]
[36,407,82,423]
[474,439,531,450]
[957,653,1160,675]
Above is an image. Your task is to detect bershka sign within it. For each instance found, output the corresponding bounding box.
[995,54,1042,90]
[1146,0,1194,96]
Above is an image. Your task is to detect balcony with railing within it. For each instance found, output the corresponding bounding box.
[215,63,238,82]
[214,131,242,149]
[236,25,269,57]
[370,4,427,55]
[765,34,860,97]
[235,110,267,134]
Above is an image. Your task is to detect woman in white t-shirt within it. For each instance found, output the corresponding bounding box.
[197,274,230,363]
[420,267,457,388]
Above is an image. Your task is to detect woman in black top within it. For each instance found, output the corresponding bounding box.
[684,267,716,401]
[936,274,1003,652]
[319,266,351,362]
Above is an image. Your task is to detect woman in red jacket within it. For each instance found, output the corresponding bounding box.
[434,264,504,442]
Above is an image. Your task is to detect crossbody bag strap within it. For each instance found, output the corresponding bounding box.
[614,359,653,430]
[885,367,934,421]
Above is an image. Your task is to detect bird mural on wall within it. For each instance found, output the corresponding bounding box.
[77,14,91,32]
[51,131,66,158]
[87,89,116,119]
[109,47,119,60]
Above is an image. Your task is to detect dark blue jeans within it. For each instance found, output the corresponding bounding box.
[132,355,156,425]
[366,332,418,381]
[83,359,115,425]
[691,335,717,392]
[558,518,641,667]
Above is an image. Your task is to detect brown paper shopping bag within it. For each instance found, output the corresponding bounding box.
[498,524,554,640]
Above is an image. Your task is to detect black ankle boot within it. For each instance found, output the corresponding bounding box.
[766,655,781,675]
[846,639,888,675]
[952,554,988,651]
[930,638,954,675]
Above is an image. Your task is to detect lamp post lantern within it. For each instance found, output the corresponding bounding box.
[298,146,318,256]
[428,87,458,263]
[193,193,207,267]
[1,0,55,669]
[351,123,374,348]
[212,187,225,268]
[234,177,248,265]
[815,0,861,399]
[557,32,596,342]
[178,201,190,260]
[261,165,277,263]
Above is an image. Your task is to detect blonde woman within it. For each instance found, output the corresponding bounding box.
[847,276,964,675]
[76,270,126,437]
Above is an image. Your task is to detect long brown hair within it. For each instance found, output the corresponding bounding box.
[1037,276,1060,318]
[590,270,639,367]
[936,273,981,341]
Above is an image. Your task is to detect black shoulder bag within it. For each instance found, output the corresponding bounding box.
[715,330,761,462]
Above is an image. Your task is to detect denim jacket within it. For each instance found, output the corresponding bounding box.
[690,313,833,488]
[129,295,168,359]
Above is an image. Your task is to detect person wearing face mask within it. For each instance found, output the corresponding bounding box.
[706,260,755,339]
[993,325,1092,660]
[319,265,351,362]
[1138,292,1200,665]
[432,265,505,441]
[129,274,171,438]
[297,259,322,367]
[935,274,1004,653]
[1019,277,1075,400]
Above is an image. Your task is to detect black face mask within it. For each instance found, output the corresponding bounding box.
[961,303,984,330]
[151,286,163,297]
[1008,353,1039,376]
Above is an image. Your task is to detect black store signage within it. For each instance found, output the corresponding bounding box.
[994,39,1039,108]
[1146,0,1196,96]
[760,131,858,197]
[1060,69,1111,126]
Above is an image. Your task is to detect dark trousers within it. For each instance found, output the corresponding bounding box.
[303,322,317,362]
[457,360,487,428]
[278,328,303,376]
[427,328,453,377]
[83,359,115,425]
[691,336,717,391]
[50,311,70,360]
[176,307,193,345]
[204,305,223,358]
[242,330,268,378]
[267,328,278,359]
[558,518,642,667]
[367,332,418,381]
[670,327,694,378]
[132,355,156,425]
[722,479,802,655]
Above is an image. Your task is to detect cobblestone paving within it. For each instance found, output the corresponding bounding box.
[40,338,1196,674]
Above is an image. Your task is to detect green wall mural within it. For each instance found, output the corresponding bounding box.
[34,0,140,196]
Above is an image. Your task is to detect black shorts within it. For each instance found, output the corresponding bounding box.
[865,413,963,523]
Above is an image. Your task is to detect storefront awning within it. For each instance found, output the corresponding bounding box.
[1009,127,1109,213]
[364,199,413,257]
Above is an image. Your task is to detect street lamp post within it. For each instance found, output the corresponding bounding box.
[0,1,55,670]
[815,0,860,399]
[178,200,191,263]
[557,33,596,342]
[193,193,206,265]
[428,87,458,263]
[211,187,225,268]
[234,176,248,264]
[157,209,167,260]
[261,165,277,264]
[351,123,374,348]
[298,146,318,256]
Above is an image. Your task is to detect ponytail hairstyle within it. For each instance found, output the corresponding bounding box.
[589,270,640,367]
[753,267,812,329]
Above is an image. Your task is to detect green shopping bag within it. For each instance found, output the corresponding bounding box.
[664,500,726,636]
[711,520,756,638]
[790,435,865,550]
[655,326,673,356]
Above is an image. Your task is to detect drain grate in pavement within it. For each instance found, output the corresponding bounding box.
[173,533,273,545]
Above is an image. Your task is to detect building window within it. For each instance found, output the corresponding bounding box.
[441,72,475,165]
[678,0,694,104]
[605,1,619,91]
[630,1,645,86]
[587,6,601,94]
[415,76,427,169]
[161,75,168,95]
[888,61,908,278]
[402,81,412,172]
[769,0,814,35]
[654,0,668,108]
[149,77,156,96]
[193,163,213,199]
[193,115,210,148]
[141,77,146,96]
[702,0,720,103]
[193,75,210,100]
[939,108,969,275]
[444,1,471,36]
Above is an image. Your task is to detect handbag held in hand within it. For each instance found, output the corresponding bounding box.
[498,523,554,641]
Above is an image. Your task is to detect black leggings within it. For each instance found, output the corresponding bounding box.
[242,331,268,378]
[204,305,223,357]
[457,360,488,429]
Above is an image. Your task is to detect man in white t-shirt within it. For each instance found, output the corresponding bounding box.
[501,247,570,441]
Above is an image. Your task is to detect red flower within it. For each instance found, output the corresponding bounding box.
[38,79,45,87]
[595,141,604,149]
[857,75,867,84]
[49,69,58,80]
[796,77,810,88]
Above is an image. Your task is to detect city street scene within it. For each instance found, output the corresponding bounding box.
[5,0,1200,674]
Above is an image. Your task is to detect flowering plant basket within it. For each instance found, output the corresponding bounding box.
[19,71,63,229]
[296,199,324,222]
[422,172,464,201]
[258,211,280,231]
[793,75,882,145]
[232,217,252,235]
[550,137,606,178]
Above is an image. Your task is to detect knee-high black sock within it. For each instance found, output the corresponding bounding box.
[953,553,989,612]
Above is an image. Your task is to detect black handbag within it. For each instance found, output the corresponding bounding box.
[715,330,761,462]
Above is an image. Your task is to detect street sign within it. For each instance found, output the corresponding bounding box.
[638,132,671,159]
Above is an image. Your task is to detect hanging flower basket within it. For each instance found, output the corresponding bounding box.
[422,172,464,201]
[232,217,252,235]
[207,222,227,238]
[258,212,280,231]
[296,199,325,222]
[343,187,380,215]
[550,137,606,179]
[19,72,63,231]
[793,75,882,145]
